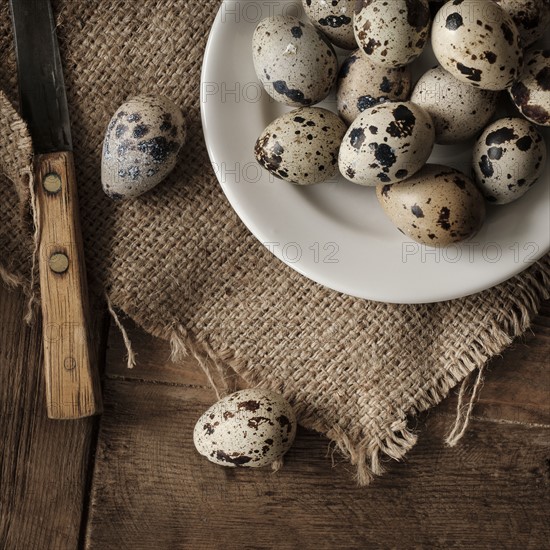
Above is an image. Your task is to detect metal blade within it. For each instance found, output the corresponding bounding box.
[9,0,72,153]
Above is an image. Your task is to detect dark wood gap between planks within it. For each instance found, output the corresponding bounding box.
[77,308,111,550]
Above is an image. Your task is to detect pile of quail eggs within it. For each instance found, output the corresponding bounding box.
[253,0,549,246]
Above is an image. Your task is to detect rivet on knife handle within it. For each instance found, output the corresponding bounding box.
[36,152,102,419]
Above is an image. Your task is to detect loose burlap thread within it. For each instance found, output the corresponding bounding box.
[0,1,549,485]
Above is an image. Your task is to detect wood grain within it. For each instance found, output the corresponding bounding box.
[0,283,106,550]
[105,302,550,426]
[1,280,548,549]
[85,380,550,550]
[35,151,102,419]
[85,302,550,549]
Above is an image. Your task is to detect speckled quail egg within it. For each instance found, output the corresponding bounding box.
[431,0,523,91]
[493,0,550,47]
[377,164,486,245]
[337,50,412,125]
[252,16,338,107]
[255,107,347,185]
[411,66,498,144]
[193,389,297,468]
[101,96,186,199]
[472,117,547,204]
[339,101,435,186]
[302,0,357,50]
[509,49,550,127]
[354,0,431,68]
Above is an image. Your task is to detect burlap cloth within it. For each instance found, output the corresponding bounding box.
[0,0,549,484]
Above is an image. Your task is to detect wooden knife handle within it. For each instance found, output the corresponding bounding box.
[35,151,102,419]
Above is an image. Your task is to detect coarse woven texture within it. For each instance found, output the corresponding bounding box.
[0,0,549,484]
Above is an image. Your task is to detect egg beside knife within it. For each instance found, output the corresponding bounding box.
[102,95,187,200]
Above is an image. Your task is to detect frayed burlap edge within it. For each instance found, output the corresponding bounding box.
[108,256,550,485]
[0,91,38,320]
[1,88,549,486]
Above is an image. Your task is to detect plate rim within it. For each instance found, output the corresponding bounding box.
[200,0,550,305]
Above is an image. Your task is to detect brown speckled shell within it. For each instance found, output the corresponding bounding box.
[102,95,186,199]
[509,50,550,127]
[302,0,357,50]
[411,66,498,144]
[252,15,338,107]
[493,0,550,47]
[472,117,547,204]
[339,101,435,186]
[255,107,347,185]
[377,164,486,246]
[354,0,431,68]
[337,50,412,125]
[193,389,297,468]
[431,0,523,91]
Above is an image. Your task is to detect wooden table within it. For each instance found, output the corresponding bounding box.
[1,281,549,549]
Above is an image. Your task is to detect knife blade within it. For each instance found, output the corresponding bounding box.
[10,0,102,419]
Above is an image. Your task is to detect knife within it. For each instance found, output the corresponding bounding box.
[10,0,102,419]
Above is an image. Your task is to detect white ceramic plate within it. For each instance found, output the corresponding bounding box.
[201,0,550,304]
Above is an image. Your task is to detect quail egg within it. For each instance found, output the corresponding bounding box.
[255,107,347,185]
[337,50,412,125]
[101,95,186,199]
[431,0,523,91]
[339,101,435,186]
[302,0,357,50]
[472,117,547,204]
[354,0,431,68]
[252,15,338,107]
[377,164,486,246]
[193,389,297,468]
[493,0,550,47]
[509,49,550,127]
[411,66,498,144]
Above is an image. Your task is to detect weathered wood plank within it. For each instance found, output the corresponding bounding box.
[105,301,550,425]
[106,312,205,388]
[85,378,550,550]
[472,302,550,425]
[0,283,105,550]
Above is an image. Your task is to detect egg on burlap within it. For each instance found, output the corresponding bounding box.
[101,96,186,199]
[193,389,297,468]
